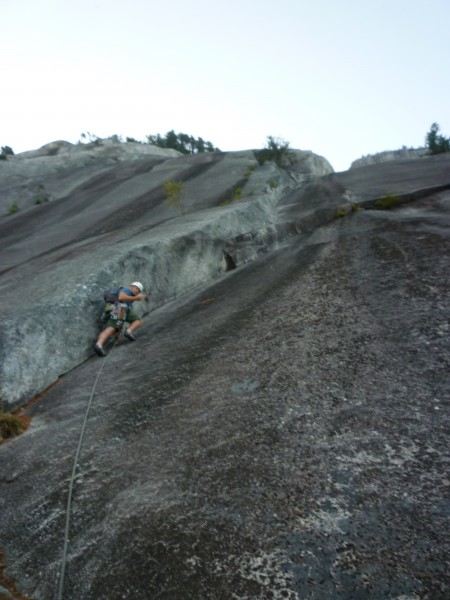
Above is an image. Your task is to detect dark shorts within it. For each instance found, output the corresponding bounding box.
[104,309,142,330]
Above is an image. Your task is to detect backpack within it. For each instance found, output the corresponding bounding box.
[103,287,122,303]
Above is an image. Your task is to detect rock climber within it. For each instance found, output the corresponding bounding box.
[94,281,146,357]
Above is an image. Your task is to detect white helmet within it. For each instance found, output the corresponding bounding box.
[131,281,144,292]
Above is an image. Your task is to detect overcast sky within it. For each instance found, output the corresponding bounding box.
[1,0,449,171]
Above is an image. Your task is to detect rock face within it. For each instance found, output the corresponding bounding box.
[0,142,333,410]
[0,139,181,214]
[350,147,427,169]
[0,144,449,600]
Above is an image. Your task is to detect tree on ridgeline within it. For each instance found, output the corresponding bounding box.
[425,123,450,155]
[254,136,296,168]
[146,130,220,155]
[0,145,14,160]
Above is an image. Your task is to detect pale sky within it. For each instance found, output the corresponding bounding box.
[1,0,449,171]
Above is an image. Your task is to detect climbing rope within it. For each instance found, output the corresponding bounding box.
[56,343,115,600]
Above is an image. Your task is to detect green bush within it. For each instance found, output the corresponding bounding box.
[0,412,26,440]
[254,136,296,168]
[220,186,244,206]
[7,202,19,215]
[164,180,185,214]
[233,187,242,200]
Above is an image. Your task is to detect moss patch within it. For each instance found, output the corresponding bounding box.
[0,413,30,442]
[374,194,402,209]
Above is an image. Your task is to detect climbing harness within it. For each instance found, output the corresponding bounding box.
[56,341,117,600]
[108,301,129,324]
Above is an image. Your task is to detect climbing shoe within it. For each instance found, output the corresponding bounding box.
[124,331,136,342]
[94,344,106,357]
